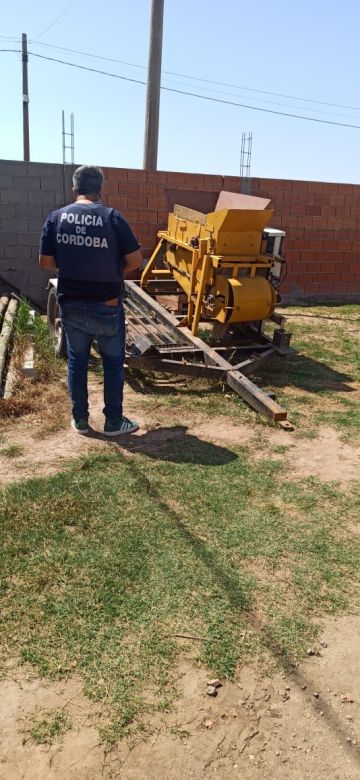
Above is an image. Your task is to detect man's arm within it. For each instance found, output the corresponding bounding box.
[39,254,58,271]
[123,248,143,279]
[39,213,58,272]
[112,210,142,279]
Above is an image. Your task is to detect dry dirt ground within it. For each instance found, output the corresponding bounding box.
[0,617,359,780]
[1,379,360,779]
[1,380,360,485]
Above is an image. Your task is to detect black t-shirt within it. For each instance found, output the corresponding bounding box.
[40,201,140,302]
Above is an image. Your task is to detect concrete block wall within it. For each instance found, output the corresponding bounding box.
[0,159,359,307]
[0,160,67,305]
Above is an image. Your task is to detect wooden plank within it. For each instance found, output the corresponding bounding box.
[215,190,271,211]
[174,204,206,225]
[125,282,288,421]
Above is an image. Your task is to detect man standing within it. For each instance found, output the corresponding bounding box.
[39,165,142,436]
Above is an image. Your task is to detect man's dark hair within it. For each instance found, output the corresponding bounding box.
[73,165,104,196]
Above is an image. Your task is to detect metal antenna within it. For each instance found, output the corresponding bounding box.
[240,131,252,194]
[62,110,75,164]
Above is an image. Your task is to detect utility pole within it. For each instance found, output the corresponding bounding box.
[22,32,30,161]
[143,0,164,170]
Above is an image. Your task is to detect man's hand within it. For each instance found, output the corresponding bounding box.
[124,249,143,279]
[39,254,58,271]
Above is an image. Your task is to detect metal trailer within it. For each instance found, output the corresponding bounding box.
[47,192,294,428]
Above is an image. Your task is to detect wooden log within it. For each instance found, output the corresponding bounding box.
[3,360,18,399]
[0,296,9,326]
[0,297,18,391]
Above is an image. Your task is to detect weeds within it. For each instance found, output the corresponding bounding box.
[0,444,24,458]
[22,707,72,745]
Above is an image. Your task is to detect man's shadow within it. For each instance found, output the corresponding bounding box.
[86,424,237,466]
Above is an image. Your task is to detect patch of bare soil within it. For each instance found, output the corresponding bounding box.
[268,427,360,482]
[1,616,359,779]
[1,376,359,485]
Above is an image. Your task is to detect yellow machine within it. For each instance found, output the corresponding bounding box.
[141,192,285,336]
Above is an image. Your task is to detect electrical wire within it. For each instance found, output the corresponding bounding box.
[6,35,360,114]
[27,38,360,113]
[160,76,359,120]
[27,51,360,130]
[2,45,360,128]
[33,2,74,39]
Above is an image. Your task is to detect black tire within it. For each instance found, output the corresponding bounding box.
[47,286,67,358]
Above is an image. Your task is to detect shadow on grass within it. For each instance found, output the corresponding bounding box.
[125,368,222,397]
[118,452,360,754]
[86,424,237,466]
[125,355,355,399]
[252,353,355,394]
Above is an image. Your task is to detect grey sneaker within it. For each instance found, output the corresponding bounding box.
[104,416,139,436]
[71,418,89,434]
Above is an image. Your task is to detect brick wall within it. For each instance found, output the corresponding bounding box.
[0,159,359,307]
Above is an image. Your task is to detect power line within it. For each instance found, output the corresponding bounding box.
[33,2,74,39]
[2,46,360,129]
[160,76,358,120]
[28,38,360,113]
[27,51,360,130]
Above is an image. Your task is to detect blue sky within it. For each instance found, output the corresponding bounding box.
[1,0,360,182]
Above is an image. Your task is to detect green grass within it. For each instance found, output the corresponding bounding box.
[0,444,24,458]
[128,304,360,441]
[15,300,59,381]
[22,707,72,745]
[1,441,359,743]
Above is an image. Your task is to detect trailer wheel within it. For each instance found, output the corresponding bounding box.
[47,286,67,358]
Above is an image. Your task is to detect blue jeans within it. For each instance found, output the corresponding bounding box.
[60,300,125,422]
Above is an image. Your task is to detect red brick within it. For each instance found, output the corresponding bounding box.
[149,197,167,209]
[143,209,158,223]
[340,272,356,281]
[128,195,148,209]
[202,174,223,189]
[157,209,169,224]
[106,167,128,182]
[122,182,139,196]
[329,194,345,207]
[289,204,306,216]
[103,180,118,196]
[127,169,148,182]
[343,194,360,207]
[223,176,241,190]
[166,172,187,185]
[110,195,128,211]
[306,181,326,193]
[148,170,167,183]
[116,180,128,194]
[138,183,159,197]
[122,209,139,223]
[306,205,322,216]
